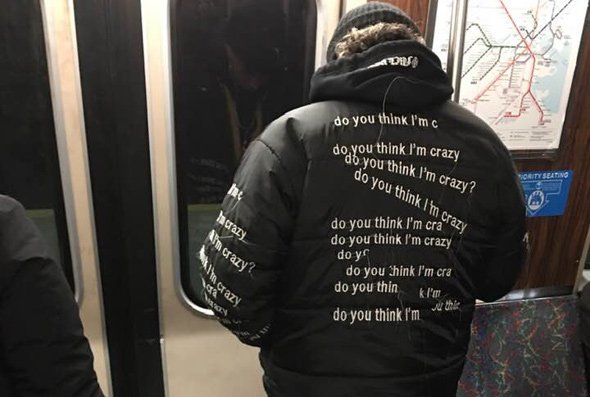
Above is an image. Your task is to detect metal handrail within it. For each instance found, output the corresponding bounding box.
[447,0,470,103]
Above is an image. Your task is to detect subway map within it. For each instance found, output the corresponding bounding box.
[431,0,588,151]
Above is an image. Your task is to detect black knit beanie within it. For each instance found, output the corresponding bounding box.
[327,2,421,61]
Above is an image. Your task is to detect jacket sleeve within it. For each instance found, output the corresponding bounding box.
[0,199,104,397]
[198,138,299,347]
[474,152,528,302]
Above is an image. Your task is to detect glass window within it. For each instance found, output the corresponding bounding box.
[171,0,317,309]
[0,1,74,289]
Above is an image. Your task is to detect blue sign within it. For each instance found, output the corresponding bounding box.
[518,170,573,217]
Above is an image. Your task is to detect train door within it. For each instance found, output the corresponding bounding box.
[0,1,112,394]
[141,0,339,395]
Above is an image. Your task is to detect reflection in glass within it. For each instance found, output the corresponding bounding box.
[28,210,64,266]
[0,1,73,288]
[171,0,317,307]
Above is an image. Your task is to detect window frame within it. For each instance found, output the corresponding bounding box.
[167,0,334,316]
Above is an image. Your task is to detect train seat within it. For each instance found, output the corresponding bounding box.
[458,294,586,397]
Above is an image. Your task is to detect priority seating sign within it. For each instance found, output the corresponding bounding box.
[519,171,573,217]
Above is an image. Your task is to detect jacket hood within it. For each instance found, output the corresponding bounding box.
[310,40,453,109]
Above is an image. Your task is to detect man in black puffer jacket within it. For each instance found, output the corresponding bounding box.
[0,195,104,396]
[199,3,527,396]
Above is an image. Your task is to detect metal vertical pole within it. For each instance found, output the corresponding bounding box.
[425,0,440,48]
[447,0,469,103]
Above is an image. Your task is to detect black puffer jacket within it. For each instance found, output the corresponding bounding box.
[199,40,527,397]
[0,195,104,397]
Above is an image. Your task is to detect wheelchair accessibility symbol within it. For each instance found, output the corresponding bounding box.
[527,188,545,212]
[519,171,573,217]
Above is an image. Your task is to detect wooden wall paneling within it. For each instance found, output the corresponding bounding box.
[371,1,590,289]
[370,0,431,33]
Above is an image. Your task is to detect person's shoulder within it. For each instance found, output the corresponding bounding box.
[285,100,344,118]
[275,101,343,125]
[441,101,506,142]
[0,195,26,225]
[265,101,345,133]
[438,101,512,161]
[0,195,23,213]
[257,101,344,160]
[0,195,48,265]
